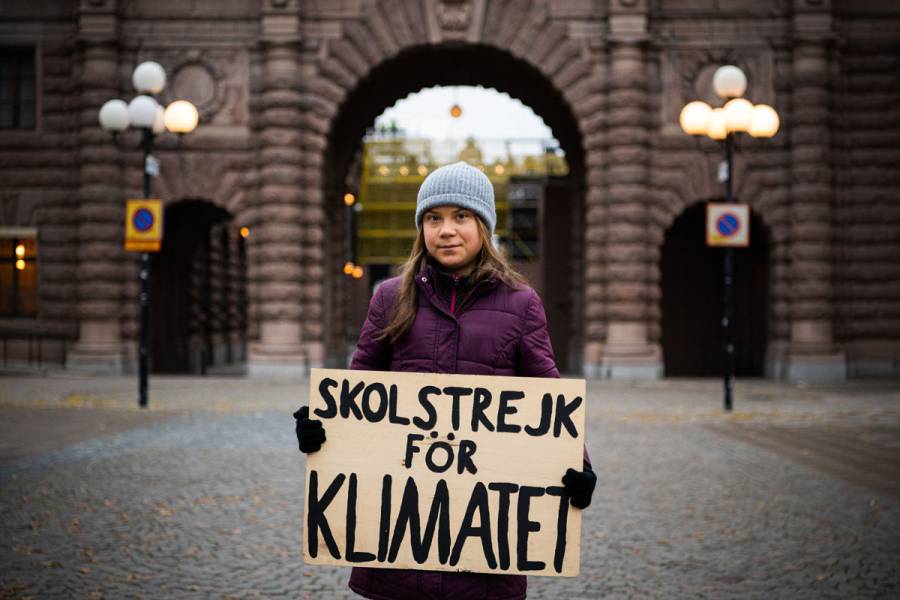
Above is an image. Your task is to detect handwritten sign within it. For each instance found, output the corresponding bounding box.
[303,368,586,577]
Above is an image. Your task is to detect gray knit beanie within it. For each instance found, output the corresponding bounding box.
[415,161,496,234]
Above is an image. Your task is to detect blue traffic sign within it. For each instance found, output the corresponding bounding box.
[716,213,740,237]
[132,208,154,232]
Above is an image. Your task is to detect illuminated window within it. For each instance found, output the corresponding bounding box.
[0,47,36,129]
[0,233,37,317]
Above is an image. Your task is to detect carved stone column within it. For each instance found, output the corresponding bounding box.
[247,0,306,375]
[599,0,662,378]
[784,0,846,381]
[66,0,125,373]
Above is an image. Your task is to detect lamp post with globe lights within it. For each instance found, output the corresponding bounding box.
[679,65,780,412]
[98,61,199,408]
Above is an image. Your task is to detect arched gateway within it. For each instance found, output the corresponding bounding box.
[249,0,659,377]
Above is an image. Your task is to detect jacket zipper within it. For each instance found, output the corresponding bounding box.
[450,275,459,314]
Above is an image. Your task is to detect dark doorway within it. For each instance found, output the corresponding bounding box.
[661,203,770,377]
[149,200,247,374]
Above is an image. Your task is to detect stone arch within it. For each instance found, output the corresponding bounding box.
[649,140,789,366]
[282,6,606,369]
[314,46,590,365]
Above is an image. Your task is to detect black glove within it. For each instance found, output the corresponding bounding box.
[562,466,597,509]
[293,406,326,453]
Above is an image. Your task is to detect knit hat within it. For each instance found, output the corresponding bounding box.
[415,161,496,234]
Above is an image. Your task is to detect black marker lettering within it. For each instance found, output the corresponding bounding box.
[306,471,345,560]
[387,384,410,425]
[524,393,552,436]
[314,378,338,418]
[456,439,478,475]
[553,394,582,438]
[404,433,424,468]
[388,477,451,564]
[413,386,439,430]
[377,475,392,562]
[488,482,519,570]
[340,379,365,420]
[346,473,375,563]
[497,390,524,433]
[449,482,496,569]
[362,383,388,422]
[516,486,545,571]
[425,441,455,474]
[545,486,569,573]
[471,387,494,432]
[442,386,472,431]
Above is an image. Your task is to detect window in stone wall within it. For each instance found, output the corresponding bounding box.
[0,47,36,129]
[0,231,38,317]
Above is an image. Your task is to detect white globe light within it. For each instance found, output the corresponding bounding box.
[132,61,166,94]
[152,105,165,134]
[679,101,712,136]
[127,95,159,129]
[749,104,780,138]
[712,65,747,99]
[707,107,728,140]
[98,99,129,132]
[164,100,199,134]
[724,98,754,133]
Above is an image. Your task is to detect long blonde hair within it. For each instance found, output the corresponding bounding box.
[378,217,527,344]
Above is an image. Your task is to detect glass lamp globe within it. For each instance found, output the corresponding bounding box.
[132,61,166,94]
[98,99,129,132]
[164,100,199,134]
[713,65,747,99]
[724,98,754,133]
[749,104,780,138]
[152,106,166,134]
[706,107,728,140]
[127,95,160,129]
[679,101,712,135]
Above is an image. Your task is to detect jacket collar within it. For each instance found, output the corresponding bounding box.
[416,259,498,317]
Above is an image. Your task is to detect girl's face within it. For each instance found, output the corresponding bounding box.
[422,205,484,276]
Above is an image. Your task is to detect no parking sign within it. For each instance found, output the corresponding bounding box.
[706,203,749,247]
[125,199,163,252]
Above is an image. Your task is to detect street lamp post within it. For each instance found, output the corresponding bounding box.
[98,62,199,408]
[679,65,780,412]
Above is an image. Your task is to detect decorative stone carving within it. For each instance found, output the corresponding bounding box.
[139,50,249,127]
[424,0,486,43]
[436,0,472,31]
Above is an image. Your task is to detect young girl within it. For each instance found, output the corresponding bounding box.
[295,161,596,599]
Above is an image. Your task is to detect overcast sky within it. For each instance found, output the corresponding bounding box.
[374,85,557,142]
[372,86,562,162]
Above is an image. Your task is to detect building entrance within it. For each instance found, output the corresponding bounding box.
[661,203,770,377]
[149,200,247,374]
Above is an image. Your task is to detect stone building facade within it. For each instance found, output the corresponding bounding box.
[0,0,897,379]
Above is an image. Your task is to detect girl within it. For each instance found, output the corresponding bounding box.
[295,161,596,599]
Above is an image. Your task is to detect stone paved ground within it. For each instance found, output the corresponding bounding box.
[1,375,899,599]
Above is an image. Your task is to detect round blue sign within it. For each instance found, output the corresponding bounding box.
[716,213,740,237]
[133,208,154,232]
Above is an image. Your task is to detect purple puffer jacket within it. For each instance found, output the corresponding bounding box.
[347,264,558,600]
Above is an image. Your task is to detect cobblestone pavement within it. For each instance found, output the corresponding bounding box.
[1,375,899,598]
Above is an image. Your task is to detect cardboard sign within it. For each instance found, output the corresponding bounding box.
[706,203,749,247]
[303,368,586,577]
[125,199,163,252]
